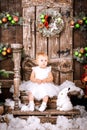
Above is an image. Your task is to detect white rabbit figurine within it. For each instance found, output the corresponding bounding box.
[56,87,73,111]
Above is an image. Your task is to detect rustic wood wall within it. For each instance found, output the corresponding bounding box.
[0,0,87,101]
[22,0,73,85]
[0,0,22,71]
[73,0,87,81]
[0,0,23,101]
[0,0,22,72]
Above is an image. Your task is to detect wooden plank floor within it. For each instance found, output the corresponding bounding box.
[11,109,80,116]
[10,109,80,124]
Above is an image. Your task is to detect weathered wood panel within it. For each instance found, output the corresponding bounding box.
[59,5,73,83]
[48,37,60,59]
[22,0,73,84]
[0,0,22,101]
[23,6,35,58]
[0,0,86,83]
[11,109,80,117]
[22,0,72,7]
[0,0,22,69]
[0,0,22,44]
[0,0,87,102]
[36,6,47,55]
[48,7,60,60]
[73,0,87,81]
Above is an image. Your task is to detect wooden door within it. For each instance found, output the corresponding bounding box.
[22,0,73,85]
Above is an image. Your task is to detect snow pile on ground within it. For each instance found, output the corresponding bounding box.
[0,105,87,130]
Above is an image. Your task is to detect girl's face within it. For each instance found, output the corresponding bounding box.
[37,55,48,68]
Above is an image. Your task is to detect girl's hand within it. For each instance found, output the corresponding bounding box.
[41,79,47,83]
[35,79,42,84]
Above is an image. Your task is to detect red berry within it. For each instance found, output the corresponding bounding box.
[13,16,19,22]
[2,17,8,23]
[44,15,49,20]
[78,19,83,25]
[7,48,12,54]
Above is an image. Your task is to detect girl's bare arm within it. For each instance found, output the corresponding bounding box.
[42,72,53,83]
[30,71,42,84]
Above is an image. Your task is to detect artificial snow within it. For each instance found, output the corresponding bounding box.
[1,80,86,130]
[0,105,87,130]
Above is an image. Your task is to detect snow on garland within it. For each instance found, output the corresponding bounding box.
[37,9,64,37]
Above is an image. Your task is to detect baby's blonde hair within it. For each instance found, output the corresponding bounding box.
[36,52,48,61]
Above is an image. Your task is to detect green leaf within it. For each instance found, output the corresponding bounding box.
[0,69,14,77]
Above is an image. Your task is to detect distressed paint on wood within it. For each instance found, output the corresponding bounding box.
[59,5,73,83]
[23,6,35,58]
[36,6,47,55]
[22,0,72,7]
[48,7,60,60]
[48,37,60,60]
[22,0,73,84]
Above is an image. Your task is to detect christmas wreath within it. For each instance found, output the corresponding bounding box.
[37,9,64,37]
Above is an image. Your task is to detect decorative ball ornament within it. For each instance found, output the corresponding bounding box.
[0,12,23,28]
[37,9,64,37]
[73,47,87,64]
[84,47,87,51]
[70,12,87,31]
[74,51,79,56]
[0,44,12,61]
[75,23,80,29]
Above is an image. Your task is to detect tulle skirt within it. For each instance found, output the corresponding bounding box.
[19,81,59,101]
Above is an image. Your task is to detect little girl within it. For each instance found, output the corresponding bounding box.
[20,52,59,112]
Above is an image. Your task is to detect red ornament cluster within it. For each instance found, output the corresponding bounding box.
[0,44,12,61]
[73,47,87,64]
[81,65,87,97]
[0,12,23,28]
[70,12,87,30]
[83,65,87,70]
[40,14,51,29]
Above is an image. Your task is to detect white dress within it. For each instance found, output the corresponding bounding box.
[19,66,59,100]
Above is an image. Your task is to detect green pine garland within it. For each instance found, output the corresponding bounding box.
[0,43,12,61]
[0,12,23,28]
[70,12,87,31]
[0,69,14,78]
[73,46,87,64]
